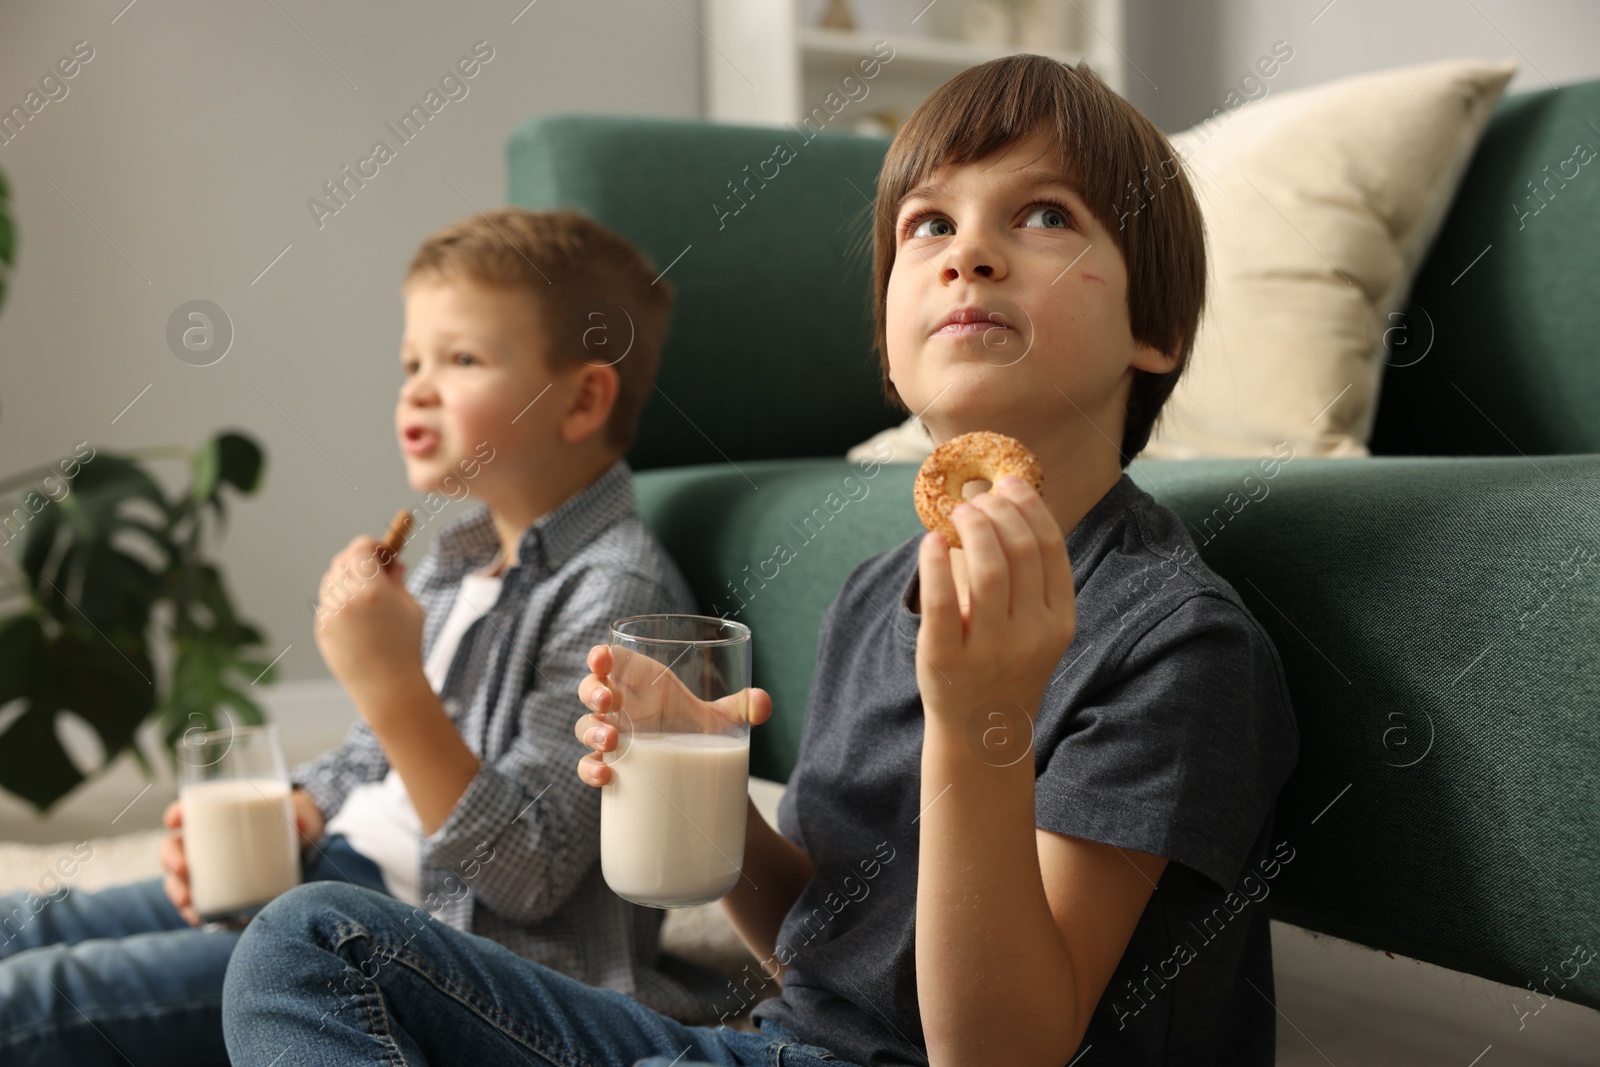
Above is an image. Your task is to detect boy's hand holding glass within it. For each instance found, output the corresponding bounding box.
[575,644,770,770]
[158,787,324,927]
[915,474,1078,731]
[574,616,768,908]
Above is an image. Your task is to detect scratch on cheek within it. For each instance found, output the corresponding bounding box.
[1081,272,1106,284]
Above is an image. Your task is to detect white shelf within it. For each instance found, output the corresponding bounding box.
[798,26,1084,74]
[704,0,1127,132]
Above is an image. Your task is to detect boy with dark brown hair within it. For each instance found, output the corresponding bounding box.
[224,57,1299,1067]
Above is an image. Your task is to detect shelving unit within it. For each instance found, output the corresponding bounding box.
[703,0,1127,134]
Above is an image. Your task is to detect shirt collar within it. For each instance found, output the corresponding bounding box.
[428,457,636,582]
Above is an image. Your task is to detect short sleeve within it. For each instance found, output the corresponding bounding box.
[1034,593,1298,894]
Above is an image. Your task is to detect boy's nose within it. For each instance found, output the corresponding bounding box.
[939,234,1003,281]
[400,374,439,403]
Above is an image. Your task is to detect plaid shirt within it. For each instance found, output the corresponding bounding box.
[291,457,710,1018]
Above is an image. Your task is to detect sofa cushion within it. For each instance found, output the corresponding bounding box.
[1142,57,1515,459]
[1370,75,1600,456]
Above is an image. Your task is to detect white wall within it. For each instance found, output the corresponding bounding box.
[0,0,702,706]
[1124,0,1600,133]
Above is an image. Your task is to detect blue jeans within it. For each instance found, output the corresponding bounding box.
[222,881,860,1067]
[0,834,386,1067]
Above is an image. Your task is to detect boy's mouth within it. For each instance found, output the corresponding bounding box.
[402,425,440,456]
[932,304,1016,337]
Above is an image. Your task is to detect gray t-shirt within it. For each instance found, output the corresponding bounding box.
[751,472,1301,1065]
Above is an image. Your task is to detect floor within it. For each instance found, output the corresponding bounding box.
[1271,922,1599,1066]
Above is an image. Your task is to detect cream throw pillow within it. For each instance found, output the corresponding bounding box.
[846,57,1518,464]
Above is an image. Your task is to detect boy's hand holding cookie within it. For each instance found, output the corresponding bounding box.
[915,473,1078,734]
[313,533,426,704]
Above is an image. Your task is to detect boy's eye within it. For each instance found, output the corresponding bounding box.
[901,199,1074,240]
[906,213,954,240]
[1022,201,1073,229]
[453,352,477,366]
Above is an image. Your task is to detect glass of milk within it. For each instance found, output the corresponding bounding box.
[176,723,301,924]
[599,614,752,908]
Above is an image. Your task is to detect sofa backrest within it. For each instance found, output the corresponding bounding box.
[507,114,900,472]
[1370,76,1600,457]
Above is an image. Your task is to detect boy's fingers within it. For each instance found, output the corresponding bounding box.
[160,832,187,877]
[573,713,616,752]
[586,644,612,676]
[706,687,771,727]
[918,531,962,656]
[997,478,1071,610]
[953,503,1007,638]
[577,751,611,787]
[163,871,193,920]
[976,492,1044,617]
[749,688,772,726]
[579,677,614,714]
[163,800,182,828]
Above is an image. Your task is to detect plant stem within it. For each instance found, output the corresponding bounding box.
[0,445,190,498]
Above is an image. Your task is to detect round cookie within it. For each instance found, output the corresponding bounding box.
[913,431,1044,549]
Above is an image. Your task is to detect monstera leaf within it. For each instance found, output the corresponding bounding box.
[22,455,171,640]
[0,430,271,811]
[0,616,156,810]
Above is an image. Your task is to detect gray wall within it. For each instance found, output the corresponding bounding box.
[0,0,702,689]
[1124,0,1600,132]
[2,0,1597,696]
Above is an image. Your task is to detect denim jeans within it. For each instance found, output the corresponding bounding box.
[222,881,860,1067]
[0,834,386,1067]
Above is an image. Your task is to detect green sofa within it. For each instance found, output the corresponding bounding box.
[507,78,1600,1015]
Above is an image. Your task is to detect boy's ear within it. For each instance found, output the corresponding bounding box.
[561,363,621,445]
[1129,336,1180,376]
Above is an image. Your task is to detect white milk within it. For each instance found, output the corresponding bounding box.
[601,731,749,907]
[181,777,300,920]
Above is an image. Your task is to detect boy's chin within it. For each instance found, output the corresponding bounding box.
[403,463,450,496]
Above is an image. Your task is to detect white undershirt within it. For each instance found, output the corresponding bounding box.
[325,550,505,907]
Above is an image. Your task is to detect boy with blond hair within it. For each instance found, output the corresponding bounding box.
[222,56,1300,1066]
[0,207,718,1067]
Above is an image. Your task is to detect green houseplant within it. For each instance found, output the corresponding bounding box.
[0,164,278,812]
